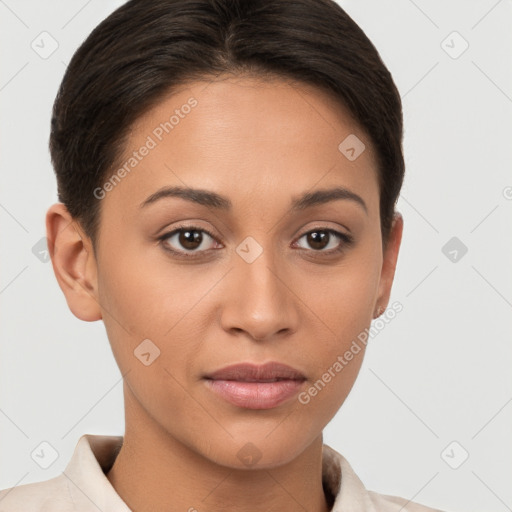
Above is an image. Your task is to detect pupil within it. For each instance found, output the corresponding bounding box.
[180,230,202,250]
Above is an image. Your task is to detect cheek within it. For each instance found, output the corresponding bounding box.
[95,239,221,378]
[297,247,381,399]
[296,286,372,422]
[97,236,193,334]
[308,252,381,344]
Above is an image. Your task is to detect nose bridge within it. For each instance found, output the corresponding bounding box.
[242,248,280,303]
[221,235,298,340]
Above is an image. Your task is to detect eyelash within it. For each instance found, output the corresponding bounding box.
[158,224,354,259]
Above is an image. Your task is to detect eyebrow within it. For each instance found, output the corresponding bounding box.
[140,185,367,214]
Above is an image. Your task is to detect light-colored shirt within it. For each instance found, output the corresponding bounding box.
[0,434,446,511]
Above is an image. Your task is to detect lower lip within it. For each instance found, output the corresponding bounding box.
[204,379,305,409]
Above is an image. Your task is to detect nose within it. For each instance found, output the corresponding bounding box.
[219,244,300,342]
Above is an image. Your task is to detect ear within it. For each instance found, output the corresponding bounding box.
[45,203,102,322]
[373,211,403,318]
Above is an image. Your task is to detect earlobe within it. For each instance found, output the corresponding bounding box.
[374,211,404,317]
[45,203,102,322]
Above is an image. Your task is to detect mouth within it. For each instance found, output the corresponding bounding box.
[203,362,306,410]
[203,361,306,381]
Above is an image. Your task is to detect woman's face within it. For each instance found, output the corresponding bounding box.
[53,75,402,468]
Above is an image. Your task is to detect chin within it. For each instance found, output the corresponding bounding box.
[195,429,319,470]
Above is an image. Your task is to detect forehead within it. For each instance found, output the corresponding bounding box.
[101,75,379,218]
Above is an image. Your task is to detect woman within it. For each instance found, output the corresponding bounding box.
[0,0,450,510]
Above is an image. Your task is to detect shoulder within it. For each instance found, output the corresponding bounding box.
[368,489,446,511]
[322,444,448,512]
[0,434,129,512]
[0,474,73,511]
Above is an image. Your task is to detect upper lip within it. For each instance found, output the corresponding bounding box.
[204,362,306,382]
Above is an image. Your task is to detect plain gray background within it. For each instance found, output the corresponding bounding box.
[1,1,511,511]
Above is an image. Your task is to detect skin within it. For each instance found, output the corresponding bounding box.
[46,74,403,512]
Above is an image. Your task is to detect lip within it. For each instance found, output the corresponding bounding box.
[204,361,306,381]
[203,362,306,410]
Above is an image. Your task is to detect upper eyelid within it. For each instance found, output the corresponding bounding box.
[160,226,219,246]
[161,224,349,238]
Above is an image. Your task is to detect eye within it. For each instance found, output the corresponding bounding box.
[294,228,353,254]
[158,224,353,259]
[158,225,220,257]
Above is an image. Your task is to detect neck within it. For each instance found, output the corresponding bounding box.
[106,386,332,512]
